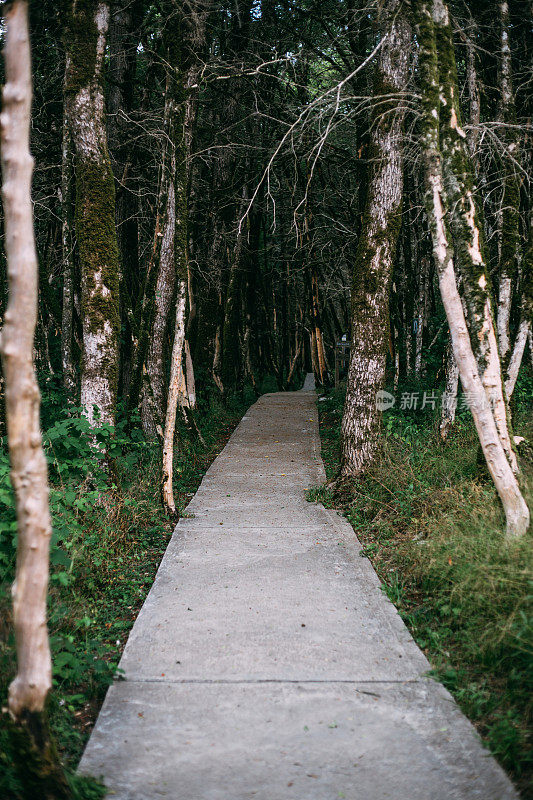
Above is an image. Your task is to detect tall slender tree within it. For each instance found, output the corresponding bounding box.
[0,2,69,792]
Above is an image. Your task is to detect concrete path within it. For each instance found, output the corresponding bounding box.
[80,378,517,799]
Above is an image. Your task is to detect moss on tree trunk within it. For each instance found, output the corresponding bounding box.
[63,0,120,425]
[340,0,410,477]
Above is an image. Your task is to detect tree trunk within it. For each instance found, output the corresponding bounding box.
[221,182,251,393]
[140,166,177,435]
[506,318,531,399]
[496,0,520,365]
[465,27,480,165]
[414,256,430,379]
[140,23,184,437]
[440,338,459,440]
[413,0,529,537]
[63,0,120,426]
[434,0,518,473]
[60,93,76,397]
[184,339,196,409]
[108,0,141,401]
[161,4,190,514]
[340,0,410,476]
[506,219,533,398]
[0,3,70,792]
[311,267,327,385]
[162,279,187,516]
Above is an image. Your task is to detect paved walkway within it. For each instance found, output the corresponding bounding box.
[80,378,517,799]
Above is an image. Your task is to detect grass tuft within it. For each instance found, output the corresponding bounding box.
[0,377,255,797]
[315,380,532,797]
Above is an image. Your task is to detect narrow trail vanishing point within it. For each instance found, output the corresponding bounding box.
[79,376,517,799]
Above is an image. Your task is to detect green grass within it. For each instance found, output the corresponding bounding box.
[313,380,533,798]
[0,377,255,798]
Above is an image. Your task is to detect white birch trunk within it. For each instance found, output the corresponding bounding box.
[0,0,52,720]
[162,280,187,516]
[505,318,531,399]
[415,0,529,537]
[434,0,518,474]
[439,257,528,536]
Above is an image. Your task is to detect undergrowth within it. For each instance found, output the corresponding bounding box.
[0,374,257,799]
[312,374,532,798]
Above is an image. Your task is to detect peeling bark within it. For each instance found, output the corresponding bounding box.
[162,279,187,516]
[414,0,529,537]
[434,0,517,473]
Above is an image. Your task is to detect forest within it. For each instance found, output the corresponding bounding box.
[0,0,531,798]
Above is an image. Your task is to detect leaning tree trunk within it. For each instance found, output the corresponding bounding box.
[434,0,518,474]
[414,0,529,537]
[439,22,481,438]
[340,0,410,477]
[63,0,120,426]
[0,3,69,793]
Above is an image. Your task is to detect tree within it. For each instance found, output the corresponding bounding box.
[413,0,529,537]
[0,1,69,793]
[63,0,120,426]
[340,0,411,476]
[140,12,183,437]
[161,0,207,513]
